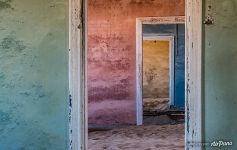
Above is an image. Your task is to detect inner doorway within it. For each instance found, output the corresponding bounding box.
[143,36,174,124]
[136,17,185,125]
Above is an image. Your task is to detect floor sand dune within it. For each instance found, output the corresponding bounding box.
[89,124,184,150]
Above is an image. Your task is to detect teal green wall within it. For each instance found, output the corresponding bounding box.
[0,0,69,149]
[204,0,237,149]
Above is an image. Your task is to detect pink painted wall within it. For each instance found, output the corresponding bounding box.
[88,0,185,125]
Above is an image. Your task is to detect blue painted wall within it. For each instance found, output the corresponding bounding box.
[143,24,185,108]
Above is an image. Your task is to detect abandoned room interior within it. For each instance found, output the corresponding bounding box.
[1,0,237,150]
[86,1,186,149]
[87,1,186,149]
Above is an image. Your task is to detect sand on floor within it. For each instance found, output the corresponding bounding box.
[88,124,184,150]
[143,98,170,112]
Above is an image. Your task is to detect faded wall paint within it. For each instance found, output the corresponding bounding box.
[204,0,237,149]
[143,40,169,98]
[0,0,69,149]
[143,40,170,112]
[88,0,185,125]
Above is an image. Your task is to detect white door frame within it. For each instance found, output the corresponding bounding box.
[70,0,203,149]
[69,0,87,149]
[185,0,203,150]
[136,16,185,125]
[139,35,175,125]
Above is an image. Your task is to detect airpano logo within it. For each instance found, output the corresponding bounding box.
[187,140,233,148]
[211,140,233,147]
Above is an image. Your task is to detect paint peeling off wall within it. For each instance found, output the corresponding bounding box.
[0,0,13,10]
[88,0,185,125]
[0,0,69,149]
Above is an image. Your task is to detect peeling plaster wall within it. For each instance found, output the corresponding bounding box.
[0,0,69,149]
[88,0,185,125]
[204,0,237,149]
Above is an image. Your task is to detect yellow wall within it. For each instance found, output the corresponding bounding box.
[143,40,169,98]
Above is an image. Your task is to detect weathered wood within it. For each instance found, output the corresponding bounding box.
[138,16,185,24]
[143,110,185,116]
[185,0,202,150]
[69,0,87,149]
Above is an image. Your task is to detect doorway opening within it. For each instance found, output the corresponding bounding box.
[142,35,176,124]
[136,17,185,125]
[87,4,186,149]
[69,0,203,149]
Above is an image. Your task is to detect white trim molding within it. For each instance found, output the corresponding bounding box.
[185,0,203,150]
[138,16,185,24]
[69,0,87,149]
[136,16,185,125]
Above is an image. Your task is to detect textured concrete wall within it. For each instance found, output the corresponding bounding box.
[204,0,237,149]
[88,0,185,125]
[143,40,169,98]
[0,0,69,149]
